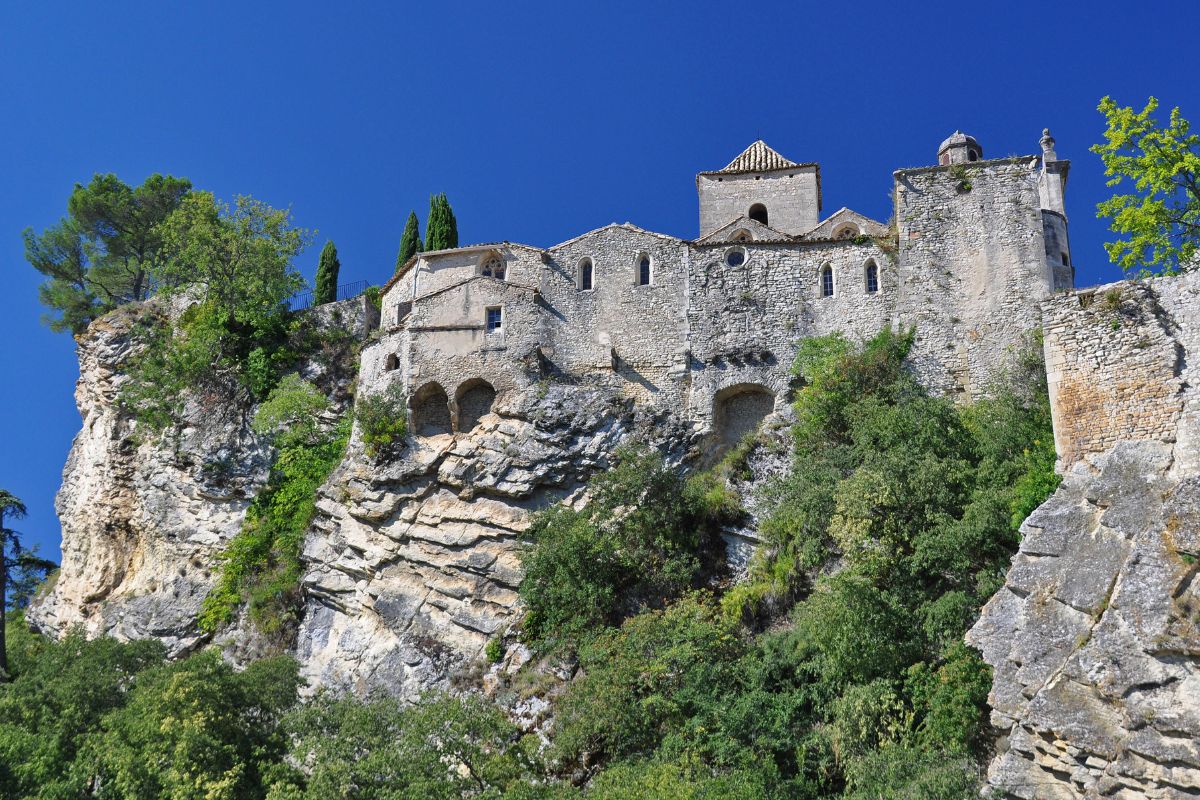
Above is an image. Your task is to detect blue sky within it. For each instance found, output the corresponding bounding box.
[2,0,1198,560]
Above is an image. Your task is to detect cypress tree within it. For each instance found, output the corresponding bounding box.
[443,194,458,249]
[395,211,422,270]
[425,193,460,252]
[314,240,340,305]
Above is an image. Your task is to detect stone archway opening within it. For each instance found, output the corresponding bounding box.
[411,382,452,436]
[713,383,776,449]
[455,379,497,433]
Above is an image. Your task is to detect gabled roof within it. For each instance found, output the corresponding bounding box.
[798,207,890,241]
[694,215,795,245]
[700,140,812,176]
[381,241,545,296]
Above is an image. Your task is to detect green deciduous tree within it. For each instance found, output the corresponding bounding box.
[83,650,300,799]
[313,241,340,305]
[1092,96,1200,274]
[22,173,192,333]
[424,193,459,251]
[396,210,423,270]
[157,192,309,327]
[271,692,543,799]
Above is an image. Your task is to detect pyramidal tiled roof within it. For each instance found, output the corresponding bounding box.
[717,140,800,173]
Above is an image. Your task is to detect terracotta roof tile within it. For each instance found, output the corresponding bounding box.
[714,140,800,174]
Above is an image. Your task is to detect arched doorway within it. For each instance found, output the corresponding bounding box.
[455,379,497,433]
[713,383,776,448]
[411,382,452,436]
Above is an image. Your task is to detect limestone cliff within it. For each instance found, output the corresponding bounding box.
[28,303,271,655]
[969,442,1200,799]
[970,272,1200,799]
[28,297,372,656]
[295,382,694,697]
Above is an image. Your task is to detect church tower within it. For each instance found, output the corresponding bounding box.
[696,141,821,237]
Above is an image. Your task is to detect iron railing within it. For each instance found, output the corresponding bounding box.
[287,280,370,312]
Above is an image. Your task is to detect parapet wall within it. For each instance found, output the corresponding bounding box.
[1043,271,1200,470]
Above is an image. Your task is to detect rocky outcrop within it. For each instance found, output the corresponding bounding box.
[969,441,1200,799]
[27,303,271,655]
[295,383,693,698]
[28,297,374,656]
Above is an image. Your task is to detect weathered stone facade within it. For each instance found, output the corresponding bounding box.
[1043,271,1200,471]
[375,134,1074,450]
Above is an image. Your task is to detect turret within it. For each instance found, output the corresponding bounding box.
[937,131,983,165]
[1037,128,1073,290]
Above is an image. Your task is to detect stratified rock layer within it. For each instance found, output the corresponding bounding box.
[296,384,691,698]
[969,441,1200,799]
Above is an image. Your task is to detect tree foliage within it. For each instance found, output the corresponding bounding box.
[0,492,55,680]
[313,240,341,305]
[1092,96,1200,274]
[518,447,720,651]
[22,173,191,333]
[396,210,423,270]
[424,193,459,252]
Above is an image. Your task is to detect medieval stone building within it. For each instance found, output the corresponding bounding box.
[368,130,1073,444]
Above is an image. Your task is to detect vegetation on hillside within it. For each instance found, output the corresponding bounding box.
[0,326,1058,798]
[200,377,349,639]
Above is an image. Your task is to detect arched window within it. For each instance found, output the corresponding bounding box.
[578,258,594,290]
[820,265,834,298]
[865,260,879,294]
[481,253,505,280]
[732,229,752,243]
[748,203,768,225]
[637,254,652,286]
[384,353,399,371]
[834,224,859,240]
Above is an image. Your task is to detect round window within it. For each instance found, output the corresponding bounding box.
[726,248,746,267]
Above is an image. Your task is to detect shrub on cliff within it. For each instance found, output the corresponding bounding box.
[354,382,409,459]
[200,379,348,637]
[518,447,719,651]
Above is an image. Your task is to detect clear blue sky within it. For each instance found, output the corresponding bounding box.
[2,0,1198,560]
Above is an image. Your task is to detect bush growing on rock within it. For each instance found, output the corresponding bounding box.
[354,382,409,459]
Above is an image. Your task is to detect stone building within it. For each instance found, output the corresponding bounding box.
[367,131,1074,444]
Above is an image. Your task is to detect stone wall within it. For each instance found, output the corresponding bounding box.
[1042,274,1200,470]
[697,165,821,237]
[895,157,1055,398]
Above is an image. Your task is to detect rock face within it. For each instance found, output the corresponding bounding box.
[968,441,1200,799]
[295,383,692,698]
[28,296,374,656]
[28,303,271,655]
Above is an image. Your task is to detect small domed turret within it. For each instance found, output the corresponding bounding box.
[938,131,983,165]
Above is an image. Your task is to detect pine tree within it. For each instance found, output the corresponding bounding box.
[424,193,459,252]
[395,211,422,270]
[314,240,340,305]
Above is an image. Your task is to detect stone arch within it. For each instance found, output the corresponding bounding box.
[454,378,497,433]
[411,381,452,436]
[713,383,776,448]
[833,223,860,239]
[748,203,768,226]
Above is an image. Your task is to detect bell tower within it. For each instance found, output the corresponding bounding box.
[696,141,821,237]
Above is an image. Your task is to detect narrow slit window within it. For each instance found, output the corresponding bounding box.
[821,265,834,298]
[865,261,879,294]
[579,258,594,290]
[638,255,652,286]
[485,306,503,332]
